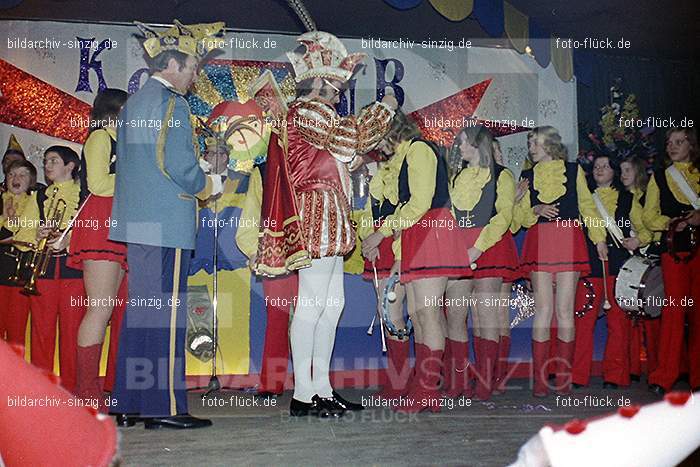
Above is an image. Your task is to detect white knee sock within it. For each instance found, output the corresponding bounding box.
[312,256,345,397]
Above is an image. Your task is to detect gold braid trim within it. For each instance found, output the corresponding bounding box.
[156,96,176,180]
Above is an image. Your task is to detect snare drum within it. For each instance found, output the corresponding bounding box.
[615,255,664,318]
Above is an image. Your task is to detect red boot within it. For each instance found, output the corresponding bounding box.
[444,339,472,398]
[554,339,575,395]
[374,339,411,400]
[475,338,498,401]
[493,335,511,395]
[75,344,104,412]
[532,340,550,397]
[396,344,443,413]
[442,338,454,394]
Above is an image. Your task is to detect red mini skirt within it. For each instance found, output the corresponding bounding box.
[401,207,468,282]
[519,222,590,275]
[362,234,395,280]
[68,195,127,270]
[450,227,520,281]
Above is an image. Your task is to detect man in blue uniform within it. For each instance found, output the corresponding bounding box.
[109,20,226,429]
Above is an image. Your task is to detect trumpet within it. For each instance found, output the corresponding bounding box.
[21,187,67,296]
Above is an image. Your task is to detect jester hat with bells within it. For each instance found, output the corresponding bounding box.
[135,20,226,60]
[286,31,366,84]
[5,134,24,155]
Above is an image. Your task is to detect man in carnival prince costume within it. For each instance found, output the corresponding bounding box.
[253,31,397,417]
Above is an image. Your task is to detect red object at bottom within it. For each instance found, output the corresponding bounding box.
[0,341,118,466]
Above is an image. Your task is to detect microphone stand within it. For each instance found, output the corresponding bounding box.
[189,158,236,399]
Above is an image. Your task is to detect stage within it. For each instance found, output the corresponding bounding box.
[117,377,696,466]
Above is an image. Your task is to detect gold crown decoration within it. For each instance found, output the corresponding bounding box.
[135,20,226,60]
[286,31,366,83]
[5,134,24,154]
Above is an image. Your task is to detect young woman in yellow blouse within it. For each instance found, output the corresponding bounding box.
[644,127,700,395]
[441,125,518,401]
[514,126,607,397]
[358,138,409,400]
[68,89,128,406]
[0,160,39,348]
[571,155,651,389]
[362,109,452,413]
[620,156,661,382]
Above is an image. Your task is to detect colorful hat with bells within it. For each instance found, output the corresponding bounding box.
[286,31,366,83]
[135,20,226,60]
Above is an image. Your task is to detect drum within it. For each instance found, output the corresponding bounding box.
[615,255,664,318]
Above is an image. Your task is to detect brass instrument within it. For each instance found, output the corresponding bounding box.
[6,241,36,285]
[21,187,67,296]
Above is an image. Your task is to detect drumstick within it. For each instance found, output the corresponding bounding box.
[371,260,387,352]
[600,258,612,310]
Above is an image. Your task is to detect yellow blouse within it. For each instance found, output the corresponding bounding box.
[643,162,700,232]
[1,191,40,251]
[377,140,437,238]
[594,186,650,247]
[451,167,515,252]
[83,127,117,196]
[513,160,606,243]
[235,166,263,260]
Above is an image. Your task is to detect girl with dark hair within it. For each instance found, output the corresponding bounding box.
[361,109,452,413]
[514,126,607,397]
[69,88,128,408]
[29,145,85,394]
[0,160,39,349]
[441,125,518,401]
[571,154,651,389]
[644,127,700,395]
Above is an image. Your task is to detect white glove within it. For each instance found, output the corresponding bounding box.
[209,174,224,196]
[199,158,213,174]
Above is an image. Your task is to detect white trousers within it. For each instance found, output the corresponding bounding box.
[290,256,345,402]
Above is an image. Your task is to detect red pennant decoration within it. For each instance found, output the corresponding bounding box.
[409,78,530,147]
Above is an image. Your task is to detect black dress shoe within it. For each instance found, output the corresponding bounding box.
[648,384,665,396]
[603,381,619,390]
[331,391,364,411]
[312,395,345,418]
[630,374,641,382]
[113,414,139,427]
[144,415,212,430]
[290,398,317,417]
[256,391,282,400]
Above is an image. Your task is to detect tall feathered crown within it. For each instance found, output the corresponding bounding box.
[286,31,365,83]
[134,20,226,60]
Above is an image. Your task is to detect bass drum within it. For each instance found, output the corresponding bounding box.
[615,255,664,318]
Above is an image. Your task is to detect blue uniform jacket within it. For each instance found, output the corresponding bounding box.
[110,77,206,250]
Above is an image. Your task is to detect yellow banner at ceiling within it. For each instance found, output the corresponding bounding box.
[551,36,574,82]
[427,0,473,22]
[503,1,529,54]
